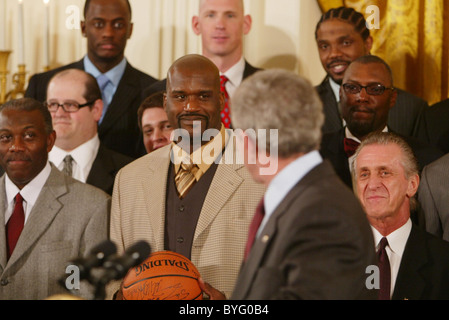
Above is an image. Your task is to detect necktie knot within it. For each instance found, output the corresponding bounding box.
[97,74,110,91]
[175,162,200,199]
[220,75,229,88]
[343,137,360,158]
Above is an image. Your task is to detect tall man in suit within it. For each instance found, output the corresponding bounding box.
[351,132,449,300]
[418,153,449,241]
[315,6,427,137]
[25,0,157,159]
[46,69,133,195]
[109,54,265,299]
[202,69,377,300]
[0,98,110,300]
[320,55,443,189]
[416,98,449,154]
[145,0,261,128]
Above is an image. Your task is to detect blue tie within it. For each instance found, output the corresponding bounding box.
[97,74,111,124]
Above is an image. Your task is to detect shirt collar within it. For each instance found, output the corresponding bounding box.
[49,134,100,170]
[172,124,227,176]
[83,55,127,87]
[5,161,52,207]
[329,77,341,102]
[371,218,412,256]
[221,56,245,88]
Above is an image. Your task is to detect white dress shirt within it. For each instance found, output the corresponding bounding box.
[220,56,245,99]
[49,135,100,183]
[4,162,52,225]
[257,150,323,237]
[371,219,412,298]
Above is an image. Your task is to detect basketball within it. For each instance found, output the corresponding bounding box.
[121,251,203,300]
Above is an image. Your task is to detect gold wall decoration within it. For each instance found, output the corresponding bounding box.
[317,0,449,105]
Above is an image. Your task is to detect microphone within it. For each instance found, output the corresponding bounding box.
[94,240,151,286]
[68,240,117,281]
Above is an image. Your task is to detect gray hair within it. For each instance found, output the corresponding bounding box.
[231,69,324,157]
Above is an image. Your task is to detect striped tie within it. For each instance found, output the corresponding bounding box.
[63,155,73,177]
[175,163,199,199]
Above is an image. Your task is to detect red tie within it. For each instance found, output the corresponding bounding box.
[343,138,360,158]
[377,237,391,300]
[6,193,25,260]
[244,198,265,260]
[220,75,232,128]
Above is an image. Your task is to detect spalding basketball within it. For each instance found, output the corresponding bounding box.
[122,251,203,300]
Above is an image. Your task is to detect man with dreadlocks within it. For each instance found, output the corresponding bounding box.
[314,6,428,139]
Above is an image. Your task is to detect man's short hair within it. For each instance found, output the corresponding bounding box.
[137,91,165,131]
[231,69,324,157]
[315,6,370,41]
[349,55,394,85]
[1,98,54,134]
[84,0,132,19]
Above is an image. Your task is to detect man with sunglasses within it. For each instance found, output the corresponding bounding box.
[46,69,133,195]
[320,55,443,193]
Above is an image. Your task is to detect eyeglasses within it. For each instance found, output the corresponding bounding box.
[342,83,395,96]
[44,100,96,113]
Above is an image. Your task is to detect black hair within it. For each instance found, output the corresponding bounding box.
[84,0,132,20]
[315,6,370,41]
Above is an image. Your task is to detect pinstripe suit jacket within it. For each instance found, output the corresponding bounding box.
[110,130,266,298]
[0,165,110,300]
[25,59,157,159]
[316,77,428,137]
[418,153,449,241]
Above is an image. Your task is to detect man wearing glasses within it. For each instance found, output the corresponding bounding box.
[46,69,133,195]
[319,55,443,192]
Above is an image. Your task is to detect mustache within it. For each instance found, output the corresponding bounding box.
[7,155,31,162]
[349,106,375,114]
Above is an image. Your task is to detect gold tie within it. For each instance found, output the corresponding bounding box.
[175,163,199,199]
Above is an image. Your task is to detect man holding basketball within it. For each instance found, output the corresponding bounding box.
[109,54,265,299]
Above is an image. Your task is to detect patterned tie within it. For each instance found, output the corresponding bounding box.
[343,137,360,158]
[377,237,391,300]
[6,193,25,260]
[63,155,74,177]
[97,74,111,124]
[220,75,232,128]
[175,162,199,199]
[244,197,265,260]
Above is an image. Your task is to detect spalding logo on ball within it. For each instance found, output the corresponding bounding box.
[122,251,203,300]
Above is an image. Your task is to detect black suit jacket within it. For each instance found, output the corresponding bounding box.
[25,59,158,159]
[393,223,449,300]
[231,160,377,300]
[416,98,449,154]
[316,77,428,138]
[319,128,444,189]
[86,144,133,196]
[143,60,262,98]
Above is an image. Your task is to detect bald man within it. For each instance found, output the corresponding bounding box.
[109,54,265,299]
[46,69,133,195]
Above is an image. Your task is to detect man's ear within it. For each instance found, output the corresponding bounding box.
[81,20,86,37]
[243,14,252,35]
[407,174,420,198]
[92,99,104,122]
[192,16,201,35]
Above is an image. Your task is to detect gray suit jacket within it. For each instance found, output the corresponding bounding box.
[0,165,110,300]
[231,160,377,300]
[418,153,449,241]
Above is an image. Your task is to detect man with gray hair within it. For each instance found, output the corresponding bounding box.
[351,131,449,300]
[201,69,377,300]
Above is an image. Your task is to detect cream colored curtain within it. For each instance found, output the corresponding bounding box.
[317,0,449,105]
[1,0,327,96]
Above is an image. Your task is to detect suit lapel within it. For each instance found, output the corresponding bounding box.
[5,167,67,267]
[141,147,171,252]
[392,224,428,300]
[98,63,140,136]
[86,144,116,193]
[317,77,343,133]
[194,130,244,240]
[0,176,7,270]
